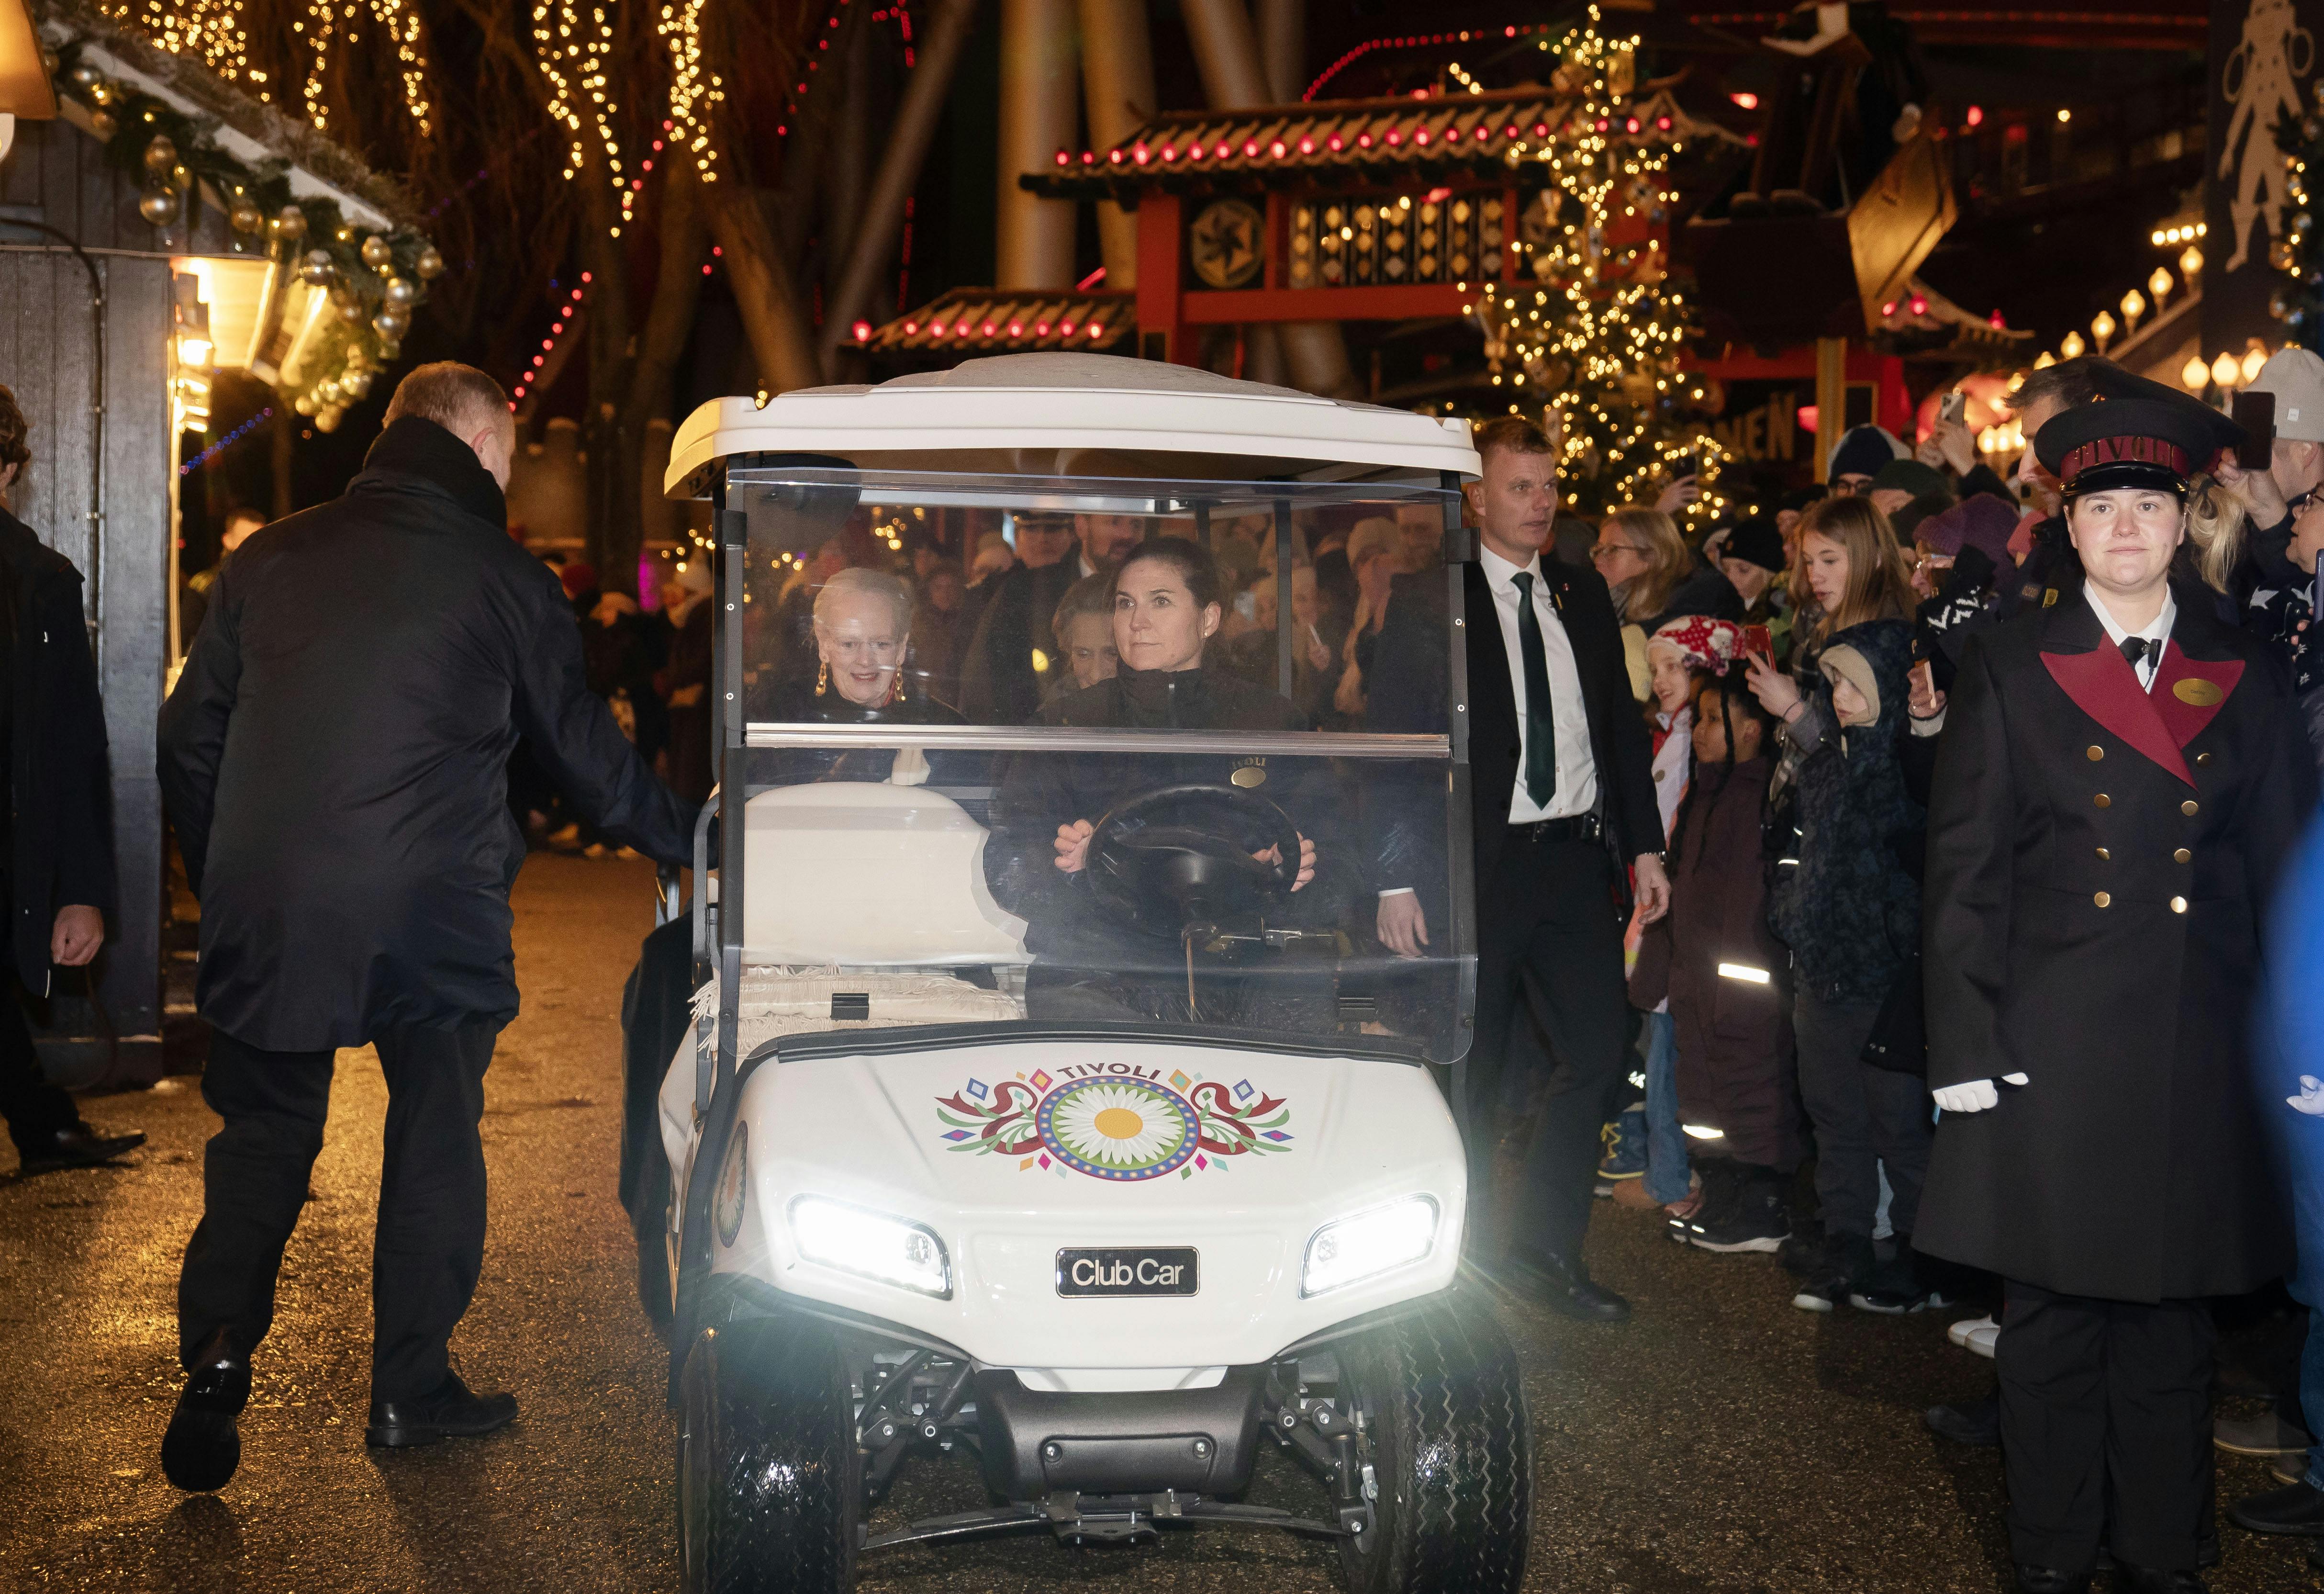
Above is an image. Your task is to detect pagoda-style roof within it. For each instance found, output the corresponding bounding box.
[1022,85,1728,204]
[861,288,1136,357]
[1871,277,2034,360]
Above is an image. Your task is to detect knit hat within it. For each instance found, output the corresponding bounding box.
[1888,491,1954,542]
[1647,613,1745,676]
[1828,425,1908,482]
[1918,494,2020,565]
[1722,516,1786,573]
[2248,348,2324,443]
[1870,458,1947,498]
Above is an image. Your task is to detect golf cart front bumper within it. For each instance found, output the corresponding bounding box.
[972,1366,1263,1497]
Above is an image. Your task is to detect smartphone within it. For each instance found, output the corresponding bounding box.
[2234,389,2277,471]
[1939,390,1966,427]
[1742,622,1773,661]
[1673,454,1698,481]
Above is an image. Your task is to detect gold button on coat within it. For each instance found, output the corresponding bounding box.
[2095,846,2110,861]
[2174,848,2191,863]
[2094,891,2112,908]
[2094,794,2111,808]
[2196,752,2212,765]
[2181,799,2199,816]
[2171,897,2188,913]
[2086,745,2104,761]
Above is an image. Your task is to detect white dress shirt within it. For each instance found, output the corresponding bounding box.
[1478,544,1598,823]
[2085,585,2176,693]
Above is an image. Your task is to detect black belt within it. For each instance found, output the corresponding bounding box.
[1508,812,1603,845]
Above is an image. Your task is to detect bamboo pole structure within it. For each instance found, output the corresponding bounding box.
[1079,0,1157,289]
[1180,0,1354,396]
[996,0,1079,288]
[1257,0,1305,105]
[819,0,982,377]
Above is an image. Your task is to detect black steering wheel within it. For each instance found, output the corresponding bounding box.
[1084,783,1304,939]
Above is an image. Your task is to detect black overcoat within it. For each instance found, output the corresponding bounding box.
[156,417,696,1051]
[1917,584,2316,1302]
[0,508,116,988]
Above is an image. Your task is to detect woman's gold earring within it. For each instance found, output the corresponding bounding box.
[816,661,830,695]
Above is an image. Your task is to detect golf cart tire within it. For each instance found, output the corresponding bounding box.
[1335,1302,1531,1594]
[678,1313,861,1594]
[633,1140,674,1336]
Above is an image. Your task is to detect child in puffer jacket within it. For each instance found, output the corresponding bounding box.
[1766,615,1933,1315]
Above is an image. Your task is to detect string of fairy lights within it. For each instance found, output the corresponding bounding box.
[533,0,632,234]
[658,0,724,184]
[1464,8,1725,524]
[96,0,431,135]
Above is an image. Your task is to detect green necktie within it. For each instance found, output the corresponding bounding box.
[1508,571,1558,808]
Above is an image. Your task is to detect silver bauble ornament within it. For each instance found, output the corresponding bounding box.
[359,235,392,269]
[337,298,368,324]
[292,393,316,416]
[414,245,444,280]
[298,249,334,286]
[272,205,307,241]
[138,189,177,225]
[230,201,264,235]
[316,379,343,405]
[383,276,415,308]
[67,63,99,89]
[142,135,174,173]
[377,338,401,362]
[342,370,374,399]
[88,111,115,139]
[372,309,409,340]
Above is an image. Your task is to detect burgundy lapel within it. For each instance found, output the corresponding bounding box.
[2150,642,2243,752]
[2040,642,2193,787]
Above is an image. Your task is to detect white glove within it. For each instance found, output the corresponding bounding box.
[1932,1073,2030,1115]
[2290,1076,2324,1117]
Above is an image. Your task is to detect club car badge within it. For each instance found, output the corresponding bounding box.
[935,1064,1294,1182]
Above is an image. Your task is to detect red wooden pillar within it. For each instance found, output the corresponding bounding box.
[1136,194,1189,364]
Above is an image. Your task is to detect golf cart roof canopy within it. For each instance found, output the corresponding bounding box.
[664,353,1483,498]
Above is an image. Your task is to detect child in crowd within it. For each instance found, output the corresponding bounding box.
[1614,616,1744,1212]
[1658,671,1802,1252]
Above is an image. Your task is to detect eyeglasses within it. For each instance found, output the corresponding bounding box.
[2291,489,2322,516]
[1590,542,1647,564]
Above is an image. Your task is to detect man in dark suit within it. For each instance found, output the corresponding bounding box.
[0,384,138,1172]
[1370,415,1667,1322]
[156,363,695,1492]
[1920,396,2315,1594]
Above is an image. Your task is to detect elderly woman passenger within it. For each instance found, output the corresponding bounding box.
[767,566,965,783]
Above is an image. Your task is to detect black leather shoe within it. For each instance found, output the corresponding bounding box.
[2011,1564,2089,1594]
[16,1123,145,1171]
[2109,1565,2204,1594]
[1924,1395,2000,1447]
[1478,1249,1631,1323]
[161,1330,249,1492]
[366,1372,518,1448]
[2229,1479,2324,1536]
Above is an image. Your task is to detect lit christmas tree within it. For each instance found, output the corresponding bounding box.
[2276,92,2324,349]
[1470,10,1725,526]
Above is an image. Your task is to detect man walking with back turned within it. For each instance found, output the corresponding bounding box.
[156,363,694,1491]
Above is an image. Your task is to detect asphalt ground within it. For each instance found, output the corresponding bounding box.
[1,852,2315,1593]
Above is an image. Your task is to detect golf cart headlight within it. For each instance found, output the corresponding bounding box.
[789,1196,952,1299]
[1301,1195,1438,1297]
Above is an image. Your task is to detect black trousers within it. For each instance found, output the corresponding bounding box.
[177,1020,500,1402]
[1466,834,1629,1268]
[0,967,77,1151]
[1996,1278,2215,1573]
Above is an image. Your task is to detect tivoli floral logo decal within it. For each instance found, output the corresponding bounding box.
[936,1062,1292,1182]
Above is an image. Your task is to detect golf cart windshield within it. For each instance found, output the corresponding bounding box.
[721,466,1471,1063]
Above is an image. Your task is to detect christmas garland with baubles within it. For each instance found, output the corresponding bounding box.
[37,22,447,433]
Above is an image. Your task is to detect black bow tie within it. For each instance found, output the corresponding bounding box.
[2120,637,2155,670]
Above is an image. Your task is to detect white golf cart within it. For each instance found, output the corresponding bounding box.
[648,354,1525,1592]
